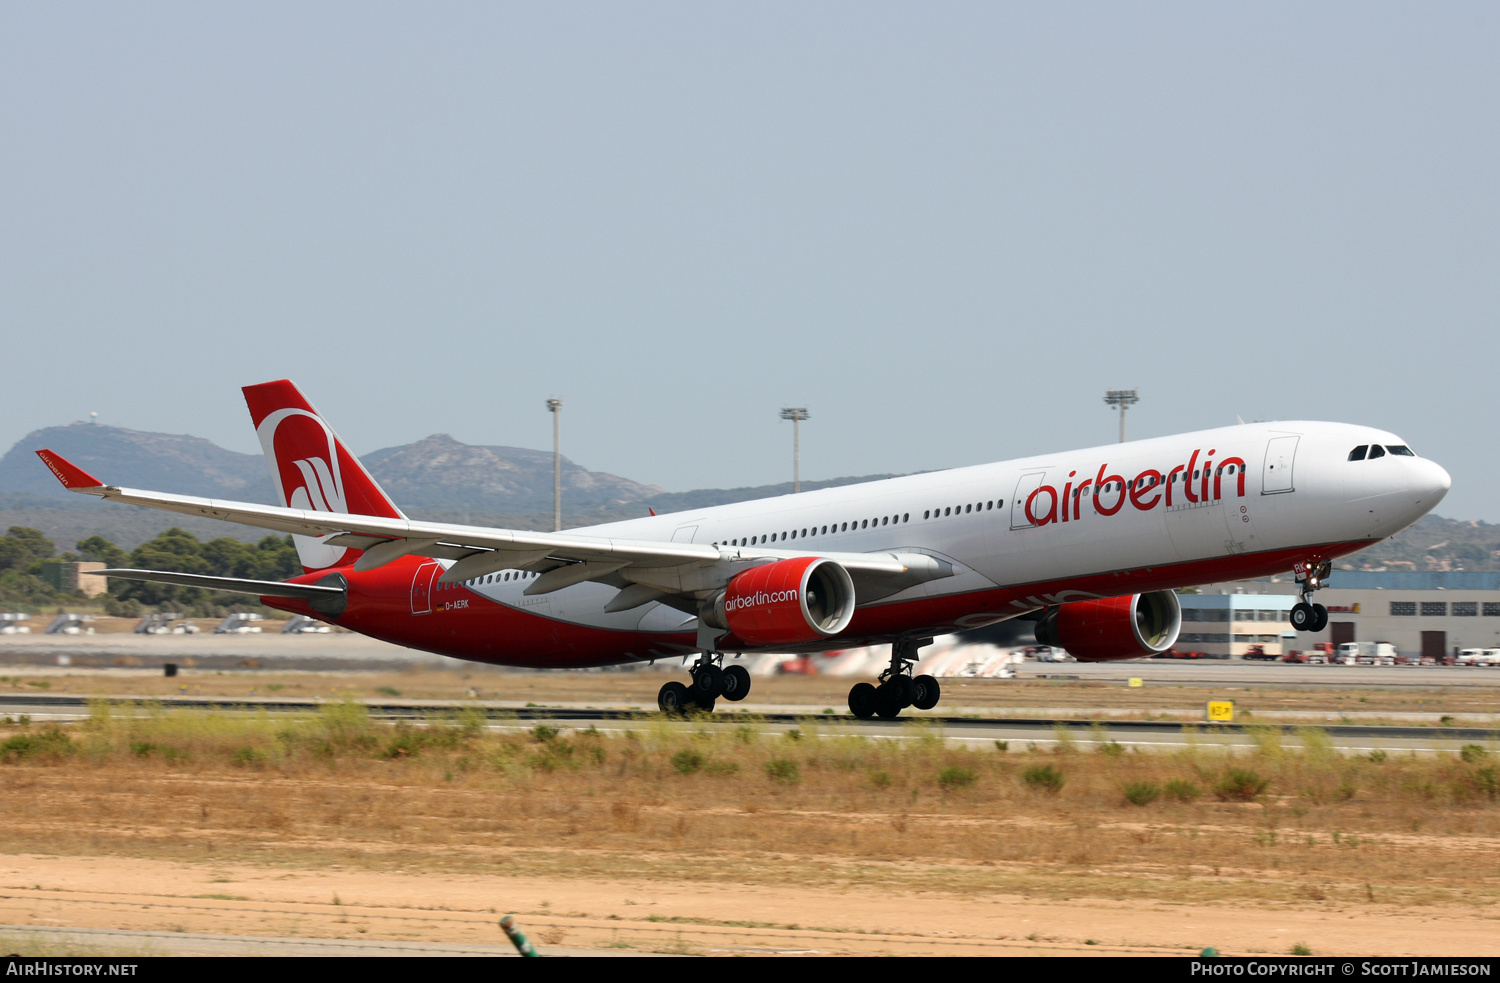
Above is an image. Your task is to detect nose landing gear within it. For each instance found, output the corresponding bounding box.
[1289,559,1332,633]
[849,637,938,719]
[657,654,752,714]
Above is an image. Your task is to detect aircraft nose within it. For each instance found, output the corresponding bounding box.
[1421,459,1452,501]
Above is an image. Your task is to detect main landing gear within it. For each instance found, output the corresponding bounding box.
[848,637,940,720]
[1289,559,1332,633]
[657,654,751,714]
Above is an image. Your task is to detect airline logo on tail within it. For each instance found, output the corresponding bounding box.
[256,407,354,569]
[243,380,405,572]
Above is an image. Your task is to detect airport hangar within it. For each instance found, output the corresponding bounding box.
[1176,572,1500,660]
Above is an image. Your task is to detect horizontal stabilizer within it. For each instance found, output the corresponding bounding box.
[96,569,345,599]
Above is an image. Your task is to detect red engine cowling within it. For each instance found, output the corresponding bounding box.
[1033,591,1181,662]
[705,557,856,648]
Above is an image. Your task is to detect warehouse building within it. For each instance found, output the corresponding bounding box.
[1177,572,1500,659]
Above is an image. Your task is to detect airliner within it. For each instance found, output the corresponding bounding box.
[36,380,1450,718]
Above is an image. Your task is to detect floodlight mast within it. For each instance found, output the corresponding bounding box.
[780,407,809,493]
[1103,389,1139,444]
[546,398,563,530]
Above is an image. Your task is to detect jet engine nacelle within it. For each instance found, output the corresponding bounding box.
[702,557,856,648]
[1033,591,1181,662]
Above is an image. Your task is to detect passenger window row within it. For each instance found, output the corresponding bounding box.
[714,514,912,549]
[1348,444,1414,461]
[924,500,1000,519]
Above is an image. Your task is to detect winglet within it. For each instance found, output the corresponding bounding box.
[35,449,105,490]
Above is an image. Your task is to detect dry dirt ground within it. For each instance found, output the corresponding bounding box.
[3,852,1496,957]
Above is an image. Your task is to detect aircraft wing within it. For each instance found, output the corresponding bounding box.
[36,449,946,602]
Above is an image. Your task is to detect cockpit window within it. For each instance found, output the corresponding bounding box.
[1386,445,1415,457]
[1348,445,1368,461]
[1367,444,1386,459]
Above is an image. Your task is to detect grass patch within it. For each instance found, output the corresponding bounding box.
[1021,764,1065,794]
[937,766,976,790]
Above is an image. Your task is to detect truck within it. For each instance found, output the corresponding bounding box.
[1337,641,1398,665]
[1455,648,1500,667]
[1241,644,1280,661]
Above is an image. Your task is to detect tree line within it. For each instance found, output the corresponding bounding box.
[0,526,300,616]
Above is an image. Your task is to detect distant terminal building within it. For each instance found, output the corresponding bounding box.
[1178,572,1500,660]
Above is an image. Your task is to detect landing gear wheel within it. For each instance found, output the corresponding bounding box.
[693,664,725,699]
[883,674,914,708]
[848,682,877,719]
[1310,603,1329,633]
[911,674,941,711]
[875,684,905,719]
[1290,602,1315,631]
[658,680,690,714]
[690,685,717,712]
[720,664,751,702]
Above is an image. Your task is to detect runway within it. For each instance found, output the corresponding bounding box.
[5,692,1495,752]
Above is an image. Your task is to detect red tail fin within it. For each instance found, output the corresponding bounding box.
[243,380,404,572]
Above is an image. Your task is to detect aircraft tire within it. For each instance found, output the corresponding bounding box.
[658,681,690,714]
[689,685,717,712]
[694,664,725,699]
[911,674,941,711]
[848,682,877,719]
[1290,603,1314,631]
[874,683,905,719]
[1310,604,1329,633]
[721,664,752,702]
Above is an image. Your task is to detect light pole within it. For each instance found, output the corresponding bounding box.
[1103,390,1139,444]
[780,407,809,493]
[545,398,563,530]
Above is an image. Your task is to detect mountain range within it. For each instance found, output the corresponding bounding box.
[0,422,893,549]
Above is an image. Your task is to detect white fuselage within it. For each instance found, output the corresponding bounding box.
[454,421,1450,648]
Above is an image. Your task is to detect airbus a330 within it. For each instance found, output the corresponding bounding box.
[36,380,1450,718]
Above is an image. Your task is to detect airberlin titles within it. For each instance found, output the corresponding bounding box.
[724,587,799,611]
[1025,448,1248,527]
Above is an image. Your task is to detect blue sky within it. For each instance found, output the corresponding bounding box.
[2,3,1496,517]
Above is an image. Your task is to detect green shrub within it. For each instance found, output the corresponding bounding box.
[0,727,75,762]
[937,766,976,790]
[531,724,559,743]
[1477,767,1499,801]
[765,758,801,784]
[868,769,894,789]
[230,746,263,767]
[1459,744,1488,764]
[1215,768,1269,801]
[1021,764,1065,794]
[1097,741,1125,758]
[1367,749,1387,763]
[383,727,426,759]
[994,741,1008,752]
[671,749,704,775]
[1164,778,1201,802]
[1123,781,1161,806]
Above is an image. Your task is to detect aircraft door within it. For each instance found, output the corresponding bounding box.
[1010,472,1048,530]
[1262,436,1300,495]
[410,561,439,615]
